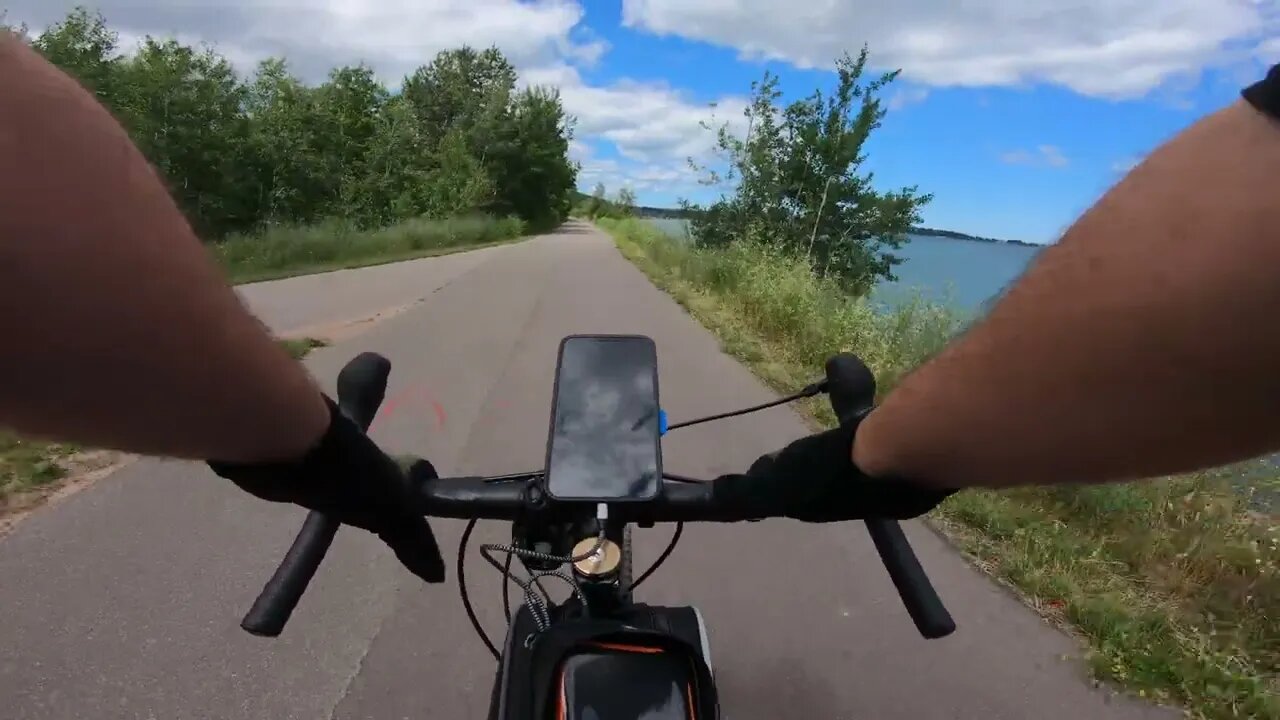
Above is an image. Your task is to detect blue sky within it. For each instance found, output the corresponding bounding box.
[563,2,1276,243]
[11,1,1280,243]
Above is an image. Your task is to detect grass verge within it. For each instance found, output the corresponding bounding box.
[600,216,1280,719]
[219,214,526,284]
[278,336,328,359]
[0,432,75,512]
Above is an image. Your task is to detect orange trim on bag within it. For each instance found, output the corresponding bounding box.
[556,665,567,720]
[556,643,701,719]
[588,641,665,654]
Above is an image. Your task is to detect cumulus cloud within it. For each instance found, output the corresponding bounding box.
[573,141,704,200]
[623,0,1275,98]
[12,0,597,84]
[1255,36,1280,63]
[1000,145,1069,168]
[887,86,930,111]
[528,65,748,164]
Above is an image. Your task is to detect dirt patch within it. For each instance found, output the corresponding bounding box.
[0,450,135,539]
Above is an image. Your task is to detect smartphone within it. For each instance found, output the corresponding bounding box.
[545,335,662,502]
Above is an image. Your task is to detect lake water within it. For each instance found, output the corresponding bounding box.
[644,218,1042,314]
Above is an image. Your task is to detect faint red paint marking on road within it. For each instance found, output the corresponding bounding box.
[369,387,412,430]
[366,385,448,431]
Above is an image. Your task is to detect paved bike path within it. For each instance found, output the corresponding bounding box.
[0,222,1172,719]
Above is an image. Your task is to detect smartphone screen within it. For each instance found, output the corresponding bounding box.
[545,335,662,502]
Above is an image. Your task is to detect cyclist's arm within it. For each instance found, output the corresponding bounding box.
[0,34,328,462]
[855,93,1280,488]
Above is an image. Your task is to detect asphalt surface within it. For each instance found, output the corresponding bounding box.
[0,222,1174,719]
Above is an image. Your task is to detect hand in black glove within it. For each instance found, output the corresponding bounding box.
[209,396,445,583]
[712,354,955,522]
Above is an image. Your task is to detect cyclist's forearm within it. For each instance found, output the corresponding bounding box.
[0,35,327,462]
[854,100,1280,488]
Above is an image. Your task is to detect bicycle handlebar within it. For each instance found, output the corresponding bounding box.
[415,476,737,522]
[415,475,954,638]
[243,352,956,640]
[240,353,390,637]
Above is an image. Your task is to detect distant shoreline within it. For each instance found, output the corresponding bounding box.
[909,226,1039,248]
[634,209,1038,248]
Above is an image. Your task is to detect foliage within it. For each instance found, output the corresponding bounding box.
[217,214,525,283]
[602,215,1280,720]
[615,187,637,216]
[573,183,636,220]
[688,48,931,295]
[25,7,576,238]
[599,217,960,395]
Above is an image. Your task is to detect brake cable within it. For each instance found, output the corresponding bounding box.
[664,380,826,431]
[456,380,830,657]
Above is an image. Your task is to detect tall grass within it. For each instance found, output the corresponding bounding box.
[602,216,1280,719]
[216,214,526,283]
[598,217,961,405]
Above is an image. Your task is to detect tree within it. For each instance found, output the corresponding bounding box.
[689,48,930,294]
[586,183,607,217]
[615,187,637,216]
[314,64,389,222]
[112,37,254,236]
[488,86,577,229]
[402,46,516,150]
[242,58,329,224]
[24,9,577,238]
[32,7,118,98]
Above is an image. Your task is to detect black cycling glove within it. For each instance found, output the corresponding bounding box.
[712,354,956,522]
[209,396,445,583]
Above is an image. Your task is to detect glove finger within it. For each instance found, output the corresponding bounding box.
[380,517,446,583]
[825,354,876,423]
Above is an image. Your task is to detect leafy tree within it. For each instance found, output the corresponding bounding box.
[25,9,576,239]
[32,7,117,97]
[615,187,637,216]
[689,48,930,293]
[242,58,329,224]
[402,46,516,149]
[112,38,254,236]
[488,86,577,229]
[586,183,608,217]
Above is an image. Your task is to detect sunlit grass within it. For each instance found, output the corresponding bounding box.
[218,215,526,283]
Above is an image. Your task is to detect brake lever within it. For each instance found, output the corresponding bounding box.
[240,353,391,637]
[824,353,955,639]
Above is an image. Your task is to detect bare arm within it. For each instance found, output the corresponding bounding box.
[0,34,327,462]
[854,99,1280,488]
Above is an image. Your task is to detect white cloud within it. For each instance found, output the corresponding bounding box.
[1000,145,1069,167]
[573,141,704,201]
[1255,37,1280,63]
[887,87,930,111]
[15,1,598,84]
[1111,156,1143,173]
[623,0,1275,98]
[533,65,748,164]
